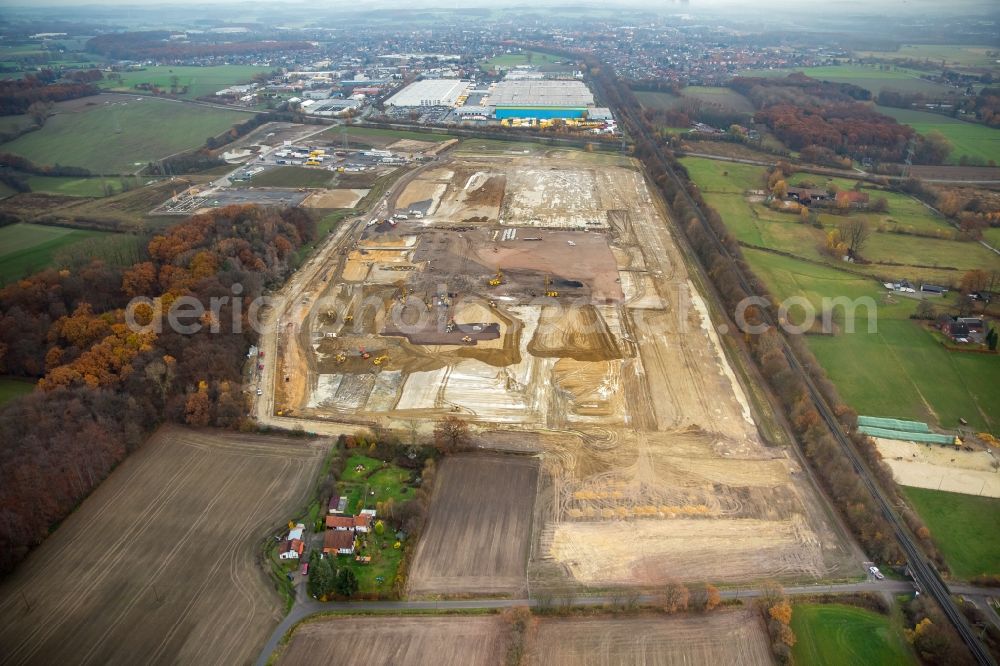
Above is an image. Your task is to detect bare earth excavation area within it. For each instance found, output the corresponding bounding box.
[270,145,857,593]
[0,427,325,666]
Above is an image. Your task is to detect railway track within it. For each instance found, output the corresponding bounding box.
[604,79,997,666]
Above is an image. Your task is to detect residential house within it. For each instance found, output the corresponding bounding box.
[323,530,355,556]
[325,515,355,531]
[786,187,830,205]
[288,524,305,541]
[279,538,305,560]
[354,513,373,533]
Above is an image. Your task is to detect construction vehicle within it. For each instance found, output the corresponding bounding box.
[488,270,504,287]
[445,319,456,333]
[461,335,473,344]
[345,314,354,323]
[372,354,389,366]
[335,352,347,364]
[545,290,559,297]
[359,346,371,360]
[305,159,321,167]
[488,300,497,308]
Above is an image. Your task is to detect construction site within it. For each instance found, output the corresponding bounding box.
[261,141,858,593]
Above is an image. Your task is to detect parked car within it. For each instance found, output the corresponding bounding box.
[300,562,309,576]
[869,566,885,579]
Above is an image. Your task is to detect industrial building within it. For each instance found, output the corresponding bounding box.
[385,79,471,107]
[487,79,595,119]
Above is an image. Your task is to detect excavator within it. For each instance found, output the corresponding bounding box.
[545,290,559,297]
[461,335,473,344]
[334,352,347,364]
[372,354,389,366]
[488,270,504,287]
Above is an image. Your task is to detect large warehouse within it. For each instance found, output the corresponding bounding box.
[487,79,595,119]
[385,79,471,107]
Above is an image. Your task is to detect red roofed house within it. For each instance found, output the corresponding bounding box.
[326,515,355,530]
[279,538,305,560]
[354,513,372,533]
[323,530,355,556]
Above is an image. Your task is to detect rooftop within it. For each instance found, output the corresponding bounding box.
[386,79,471,107]
[489,79,594,108]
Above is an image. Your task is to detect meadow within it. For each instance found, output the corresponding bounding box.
[680,156,1000,433]
[0,377,34,406]
[790,604,913,666]
[100,65,269,99]
[876,106,1000,165]
[248,166,335,189]
[0,222,112,284]
[855,44,1000,69]
[1,95,247,174]
[902,487,1000,579]
[738,64,955,96]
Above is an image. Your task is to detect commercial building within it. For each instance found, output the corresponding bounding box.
[488,79,595,119]
[386,79,472,107]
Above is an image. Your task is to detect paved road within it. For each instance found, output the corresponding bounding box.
[254,579,933,665]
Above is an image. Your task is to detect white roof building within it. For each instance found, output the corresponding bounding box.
[385,79,472,107]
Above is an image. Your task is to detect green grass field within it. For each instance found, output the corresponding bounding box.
[325,126,453,146]
[680,156,973,284]
[680,156,1000,433]
[0,222,112,284]
[876,106,1000,165]
[247,166,334,189]
[25,175,110,197]
[901,487,1000,579]
[856,44,1000,69]
[791,604,913,666]
[747,249,1000,432]
[0,377,34,406]
[1,96,246,174]
[100,65,269,99]
[738,65,955,96]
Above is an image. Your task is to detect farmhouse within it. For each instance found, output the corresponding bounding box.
[942,317,985,343]
[786,187,830,205]
[323,530,356,556]
[279,538,305,560]
[325,515,355,530]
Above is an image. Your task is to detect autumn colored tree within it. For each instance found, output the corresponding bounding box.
[434,415,470,453]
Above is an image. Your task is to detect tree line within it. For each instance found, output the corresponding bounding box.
[0,205,317,575]
[86,32,313,60]
[0,72,101,116]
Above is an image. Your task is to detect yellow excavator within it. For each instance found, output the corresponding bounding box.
[373,355,389,366]
[335,352,347,364]
[488,270,504,287]
[545,290,559,297]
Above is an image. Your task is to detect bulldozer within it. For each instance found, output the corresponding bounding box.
[372,355,389,366]
[488,270,504,287]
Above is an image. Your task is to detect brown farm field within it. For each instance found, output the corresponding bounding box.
[277,615,509,666]
[407,454,539,596]
[0,426,326,666]
[526,611,772,666]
